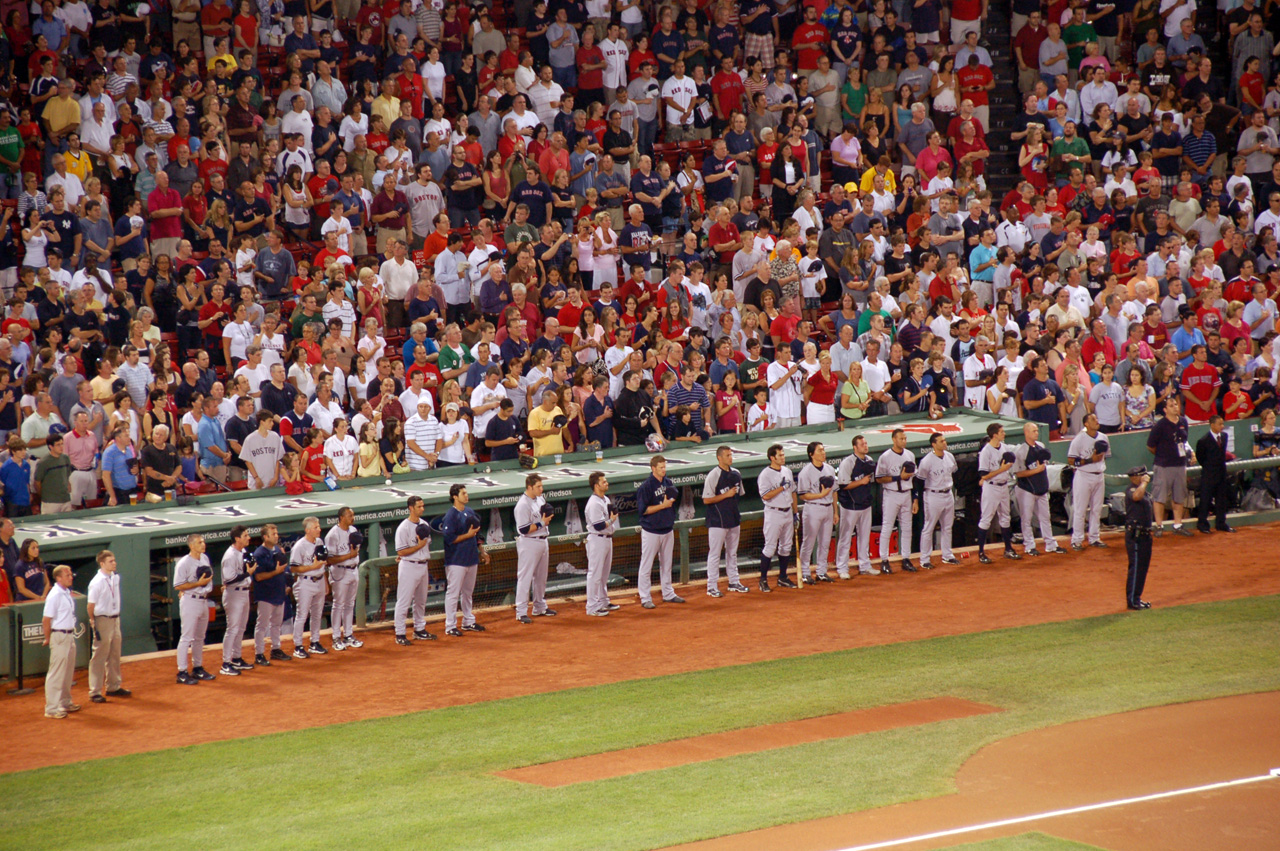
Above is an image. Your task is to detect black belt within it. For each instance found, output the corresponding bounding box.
[52,628,74,633]
[96,614,118,618]
[188,593,209,600]
[73,467,94,472]
[590,533,613,538]
[889,486,910,493]
[301,575,324,581]
[330,562,357,569]
[805,502,832,508]
[768,506,790,512]
[927,488,950,494]
[401,559,430,566]
[225,583,251,591]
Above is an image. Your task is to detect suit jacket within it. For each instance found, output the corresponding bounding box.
[1194,430,1229,484]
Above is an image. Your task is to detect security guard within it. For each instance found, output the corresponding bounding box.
[1013,423,1066,556]
[173,534,216,684]
[976,423,1022,564]
[875,428,917,573]
[41,565,79,717]
[440,484,488,636]
[796,441,837,582]
[394,496,437,643]
[835,435,877,577]
[325,508,365,651]
[636,455,683,607]
[702,446,748,596]
[757,444,799,591]
[1069,412,1110,550]
[251,524,290,666]
[1123,465,1154,610]
[584,472,621,614]
[514,474,558,621]
[218,525,256,676]
[87,549,130,702]
[915,433,958,569]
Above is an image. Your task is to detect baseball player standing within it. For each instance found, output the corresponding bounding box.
[637,455,684,607]
[218,524,256,676]
[915,433,959,569]
[835,435,878,577]
[702,446,749,596]
[173,534,217,684]
[290,517,330,657]
[514,474,558,622]
[440,484,489,636]
[41,565,79,717]
[325,508,365,651]
[1013,423,1066,556]
[796,441,837,582]
[1069,412,1110,550]
[584,472,621,615]
[976,423,1023,564]
[251,524,290,666]
[875,428,917,573]
[394,496,438,644]
[87,550,130,702]
[757,444,799,591]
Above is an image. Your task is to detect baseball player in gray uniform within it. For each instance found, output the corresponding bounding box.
[702,446,749,596]
[915,433,959,568]
[875,429,917,573]
[394,496,438,643]
[1013,422,1067,556]
[325,507,365,651]
[290,517,330,657]
[514,474,558,622]
[1069,412,1110,550]
[584,472,621,615]
[173,534,217,684]
[835,435,878,577]
[757,444,799,591]
[796,441,838,582]
[218,524,256,676]
[636,455,684,607]
[976,423,1023,564]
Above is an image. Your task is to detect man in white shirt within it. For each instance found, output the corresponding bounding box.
[399,370,434,416]
[859,339,892,416]
[660,59,697,142]
[86,550,128,703]
[42,564,79,718]
[526,66,565,128]
[765,345,804,427]
[405,398,442,470]
[962,336,997,410]
[469,367,506,437]
[232,345,272,405]
[319,205,353,252]
[239,410,284,489]
[379,239,418,329]
[434,231,470,325]
[601,22,630,98]
[1079,65,1118,123]
[306,377,344,436]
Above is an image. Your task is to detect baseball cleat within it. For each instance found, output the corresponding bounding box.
[587,609,610,616]
[270,649,290,661]
[880,560,893,574]
[533,608,557,617]
[395,635,411,646]
[255,654,270,667]
[707,588,723,598]
[292,647,311,659]
[837,571,850,579]
[219,664,241,677]
[728,582,749,593]
[517,615,534,623]
[177,672,198,685]
[640,599,656,609]
[445,628,463,637]
[309,642,328,654]
[411,630,436,641]
[332,639,347,651]
[1004,550,1022,560]
[606,603,621,610]
[978,553,993,564]
[1090,541,1108,548]
[192,667,216,681]
[776,577,798,588]
[460,623,486,632]
[940,556,959,565]
[233,658,254,670]
[346,636,364,647]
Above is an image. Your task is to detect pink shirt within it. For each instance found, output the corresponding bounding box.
[65,429,98,470]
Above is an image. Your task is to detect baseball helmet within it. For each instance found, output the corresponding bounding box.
[416,522,431,539]
[518,453,538,469]
[313,543,328,561]
[818,475,835,490]
[645,433,664,452]
[1002,450,1016,464]
[901,461,916,474]
[551,414,569,428]
[638,405,654,423]
[348,529,365,550]
[1094,439,1109,455]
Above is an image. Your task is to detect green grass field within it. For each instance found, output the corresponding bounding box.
[4,595,1277,851]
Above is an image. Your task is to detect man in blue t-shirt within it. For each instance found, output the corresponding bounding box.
[1021,356,1066,437]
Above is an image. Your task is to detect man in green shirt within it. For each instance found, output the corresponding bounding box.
[0,110,24,198]
[34,433,74,514]
[1062,7,1096,76]
[1051,121,1092,183]
[503,204,539,246]
[437,322,475,383]
[291,293,325,339]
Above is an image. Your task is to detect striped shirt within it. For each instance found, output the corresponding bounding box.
[667,382,709,431]
[1181,129,1216,167]
[404,412,442,471]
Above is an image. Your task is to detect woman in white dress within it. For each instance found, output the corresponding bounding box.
[338,101,368,152]
[435,403,472,466]
[592,211,620,287]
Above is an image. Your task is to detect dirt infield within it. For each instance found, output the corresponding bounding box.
[2,524,1278,775]
[497,697,1003,787]
[663,691,1280,851]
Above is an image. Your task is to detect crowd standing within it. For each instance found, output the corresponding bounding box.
[0,0,1275,710]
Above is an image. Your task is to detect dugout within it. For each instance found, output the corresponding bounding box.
[3,410,1032,667]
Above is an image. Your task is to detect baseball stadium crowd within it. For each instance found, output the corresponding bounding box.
[0,0,1274,534]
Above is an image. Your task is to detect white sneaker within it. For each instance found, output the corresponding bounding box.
[587,609,610,617]
[837,570,850,579]
[346,636,363,648]
[333,639,347,651]
[858,566,881,575]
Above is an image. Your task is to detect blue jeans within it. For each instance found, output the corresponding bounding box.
[552,64,577,90]
[636,118,659,157]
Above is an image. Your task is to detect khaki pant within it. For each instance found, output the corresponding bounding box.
[69,469,97,506]
[41,501,72,514]
[349,229,369,259]
[44,630,76,715]
[376,227,407,256]
[152,237,180,260]
[734,163,756,201]
[814,105,842,138]
[88,615,122,697]
[1019,67,1040,94]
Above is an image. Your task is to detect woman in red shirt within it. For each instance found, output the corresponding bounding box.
[182,179,210,251]
[232,0,258,57]
[805,351,840,424]
[715,370,744,433]
[576,26,607,108]
[659,300,690,345]
[301,428,328,487]
[627,33,657,78]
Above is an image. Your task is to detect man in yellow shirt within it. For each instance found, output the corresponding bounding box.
[63,134,94,185]
[371,79,402,133]
[526,390,567,457]
[42,78,81,171]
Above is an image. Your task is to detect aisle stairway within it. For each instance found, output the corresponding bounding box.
[985,2,1021,201]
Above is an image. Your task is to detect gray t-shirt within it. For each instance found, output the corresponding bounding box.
[627,77,662,122]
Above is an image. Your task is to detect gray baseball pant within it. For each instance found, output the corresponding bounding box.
[395,561,431,634]
[254,601,284,655]
[919,492,955,566]
[585,534,613,612]
[444,562,478,629]
[221,586,252,664]
[329,566,358,639]
[1071,471,1105,546]
[1016,489,1061,553]
[979,482,1011,530]
[800,504,834,576]
[177,593,210,670]
[762,507,793,558]
[705,526,741,589]
[638,529,675,601]
[515,537,550,616]
[293,576,326,646]
[836,506,872,574]
[880,491,913,560]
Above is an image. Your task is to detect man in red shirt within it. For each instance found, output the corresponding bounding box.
[1013,9,1047,95]
[949,0,986,44]
[791,6,829,76]
[146,170,184,260]
[956,54,994,134]
[952,119,989,183]
[1179,344,1221,422]
[769,296,802,348]
[710,55,746,132]
[708,206,742,276]
[1081,319,1118,367]
[1141,306,1169,351]
[306,159,339,221]
[394,58,425,121]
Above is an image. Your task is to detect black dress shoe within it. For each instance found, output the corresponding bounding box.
[1216,525,1236,533]
[395,635,411,645]
[1004,550,1022,560]
[880,560,894,574]
[978,553,993,564]
[776,577,798,588]
[1126,600,1152,610]
[1196,524,1213,534]
[91,694,107,703]
[106,688,132,697]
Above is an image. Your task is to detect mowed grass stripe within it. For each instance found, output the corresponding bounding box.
[1,596,1277,851]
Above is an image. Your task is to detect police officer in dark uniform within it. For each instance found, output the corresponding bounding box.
[1124,465,1155,611]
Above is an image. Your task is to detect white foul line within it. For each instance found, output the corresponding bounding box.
[829,769,1280,851]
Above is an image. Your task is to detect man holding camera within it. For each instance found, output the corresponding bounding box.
[326,507,365,651]
[218,524,256,677]
[514,474,558,622]
[440,484,489,636]
[976,423,1022,563]
[962,336,998,410]
[290,516,330,657]
[394,496,437,644]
